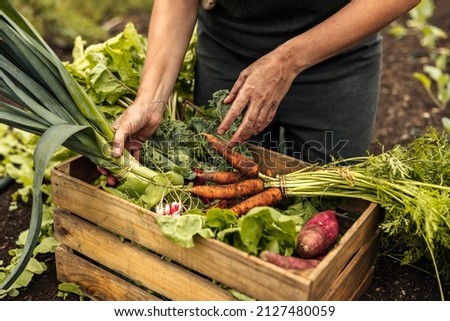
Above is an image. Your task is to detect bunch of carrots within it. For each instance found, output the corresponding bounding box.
[189,133,284,215]
[189,136,341,271]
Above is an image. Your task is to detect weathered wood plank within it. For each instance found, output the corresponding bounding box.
[54,208,236,301]
[56,246,160,301]
[321,231,380,300]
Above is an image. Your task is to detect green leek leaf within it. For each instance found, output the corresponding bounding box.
[0,123,90,290]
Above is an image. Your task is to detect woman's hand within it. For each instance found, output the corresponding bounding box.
[100,100,165,187]
[111,0,198,158]
[98,0,199,185]
[218,0,420,146]
[218,49,298,145]
[111,99,165,159]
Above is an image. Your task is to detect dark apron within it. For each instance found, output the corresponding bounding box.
[194,0,382,164]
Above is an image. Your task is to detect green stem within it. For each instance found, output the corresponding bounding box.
[421,231,445,301]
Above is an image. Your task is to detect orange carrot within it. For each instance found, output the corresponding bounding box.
[189,178,264,199]
[211,198,240,209]
[264,168,275,177]
[196,171,243,184]
[202,133,259,177]
[230,187,283,216]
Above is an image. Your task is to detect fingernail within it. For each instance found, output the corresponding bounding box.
[217,129,224,135]
[112,148,120,158]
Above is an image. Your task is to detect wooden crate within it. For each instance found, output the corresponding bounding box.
[50,147,383,301]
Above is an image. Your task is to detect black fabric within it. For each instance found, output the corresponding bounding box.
[199,0,351,59]
[194,1,382,164]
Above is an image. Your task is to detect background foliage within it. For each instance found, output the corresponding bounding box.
[390,0,450,112]
[11,0,153,51]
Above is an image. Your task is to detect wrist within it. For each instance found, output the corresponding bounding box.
[134,83,169,107]
[275,39,313,77]
[132,92,166,112]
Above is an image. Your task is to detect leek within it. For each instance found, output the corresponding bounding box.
[0,1,161,289]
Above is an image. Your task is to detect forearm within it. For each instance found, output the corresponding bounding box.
[279,0,420,74]
[136,0,199,104]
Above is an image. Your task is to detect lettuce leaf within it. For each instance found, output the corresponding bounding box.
[157,214,213,248]
[157,205,309,256]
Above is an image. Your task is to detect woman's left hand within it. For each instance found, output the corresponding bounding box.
[217,49,298,145]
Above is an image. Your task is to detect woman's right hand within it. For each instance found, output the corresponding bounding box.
[99,99,165,186]
[100,0,199,183]
[111,99,165,159]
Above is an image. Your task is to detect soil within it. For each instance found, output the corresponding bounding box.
[1,2,450,301]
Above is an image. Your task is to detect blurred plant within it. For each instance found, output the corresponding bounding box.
[11,0,153,51]
[57,282,84,300]
[414,49,450,110]
[0,125,74,299]
[389,0,449,110]
[388,0,447,53]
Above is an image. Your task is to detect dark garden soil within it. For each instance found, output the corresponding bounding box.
[1,2,450,301]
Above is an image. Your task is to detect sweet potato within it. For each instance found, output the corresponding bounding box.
[296,210,339,258]
[259,250,321,270]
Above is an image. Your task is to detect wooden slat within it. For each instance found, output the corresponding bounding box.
[248,144,305,175]
[321,230,380,300]
[307,203,382,299]
[55,246,160,301]
[351,266,375,301]
[54,208,236,301]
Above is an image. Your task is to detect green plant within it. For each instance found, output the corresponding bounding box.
[57,282,84,300]
[0,125,73,298]
[11,0,153,49]
[389,0,450,110]
[414,49,450,109]
[389,0,447,52]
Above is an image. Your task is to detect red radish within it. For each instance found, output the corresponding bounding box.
[259,250,321,270]
[155,201,183,216]
[296,210,339,258]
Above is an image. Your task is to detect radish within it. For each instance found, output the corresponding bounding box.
[155,201,183,216]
